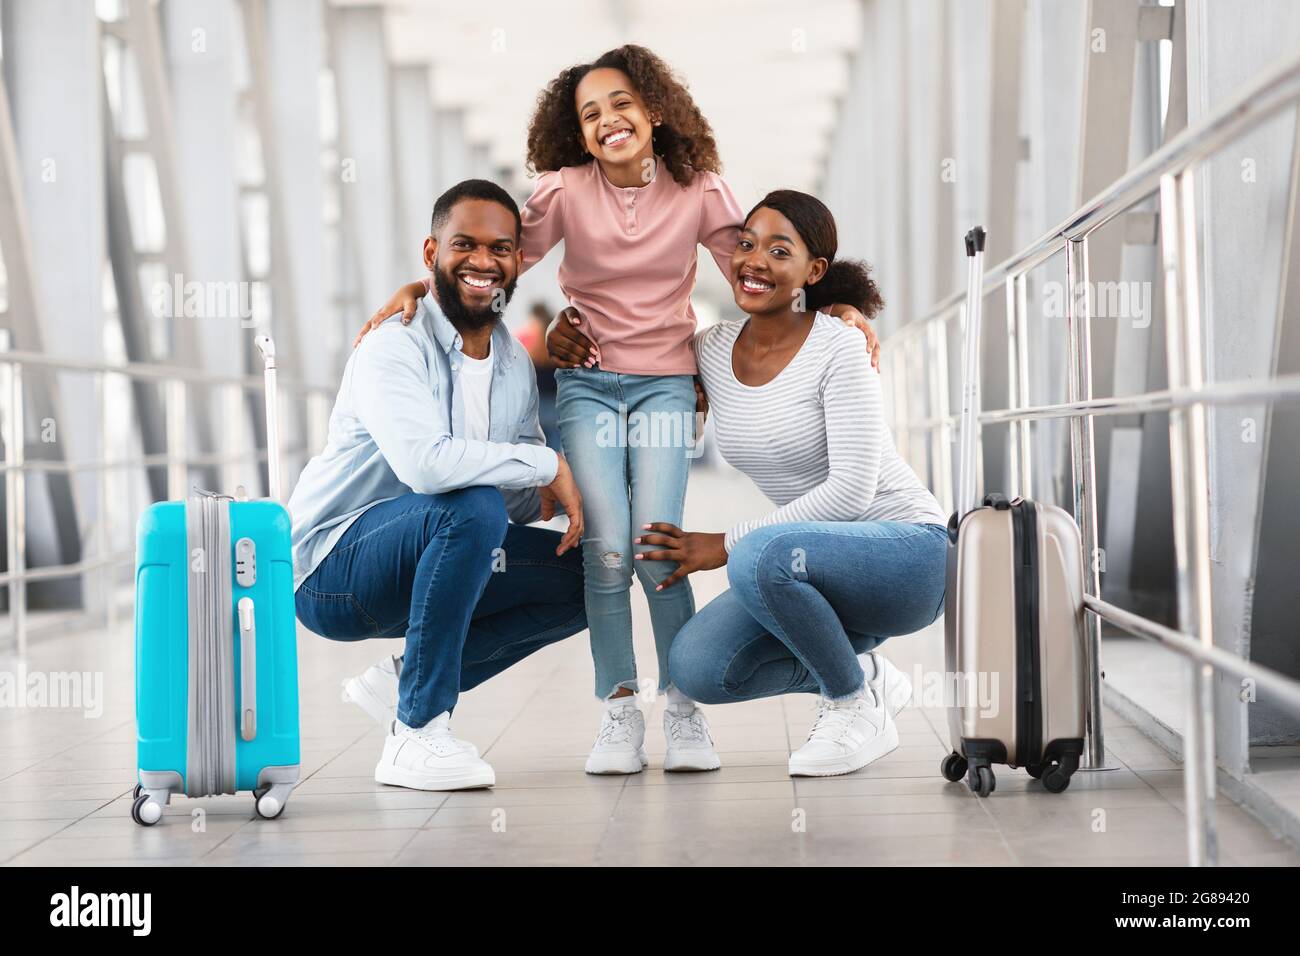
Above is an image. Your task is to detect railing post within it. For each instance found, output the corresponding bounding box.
[907,332,924,476]
[928,318,954,513]
[1012,273,1033,497]
[307,391,329,465]
[1065,237,1110,773]
[165,379,187,500]
[224,382,244,494]
[96,371,111,632]
[1159,170,1219,866]
[1005,276,1026,497]
[3,356,26,657]
[896,335,912,466]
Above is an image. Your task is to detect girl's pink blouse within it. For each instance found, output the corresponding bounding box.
[518,160,743,376]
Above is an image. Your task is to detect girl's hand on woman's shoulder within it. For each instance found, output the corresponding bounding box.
[635,523,727,589]
[825,303,881,371]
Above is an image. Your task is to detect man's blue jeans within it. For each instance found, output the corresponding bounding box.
[555,367,697,699]
[668,521,948,704]
[295,487,587,727]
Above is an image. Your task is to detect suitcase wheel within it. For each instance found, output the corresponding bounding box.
[255,790,286,820]
[130,793,162,827]
[1039,755,1078,794]
[940,752,968,782]
[132,783,143,800]
[967,764,995,798]
[1042,766,1070,793]
[1025,763,1044,779]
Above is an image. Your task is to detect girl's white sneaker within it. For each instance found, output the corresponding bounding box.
[585,699,648,774]
[662,705,722,772]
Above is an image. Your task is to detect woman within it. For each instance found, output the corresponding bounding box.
[631,190,948,777]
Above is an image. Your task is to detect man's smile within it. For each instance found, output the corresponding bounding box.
[457,269,502,291]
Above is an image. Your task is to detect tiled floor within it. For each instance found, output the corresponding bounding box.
[1,469,1297,866]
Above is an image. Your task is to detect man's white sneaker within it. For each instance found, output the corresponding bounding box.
[662,705,722,772]
[342,654,401,728]
[863,651,913,717]
[374,713,494,791]
[788,686,899,777]
[343,654,479,756]
[584,699,647,775]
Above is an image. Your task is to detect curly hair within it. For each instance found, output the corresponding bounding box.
[525,45,722,187]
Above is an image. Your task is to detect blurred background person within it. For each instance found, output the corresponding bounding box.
[516,301,562,451]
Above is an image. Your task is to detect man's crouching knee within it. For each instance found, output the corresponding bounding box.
[438,486,509,548]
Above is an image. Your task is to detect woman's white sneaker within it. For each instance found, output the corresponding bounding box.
[584,698,648,774]
[788,686,899,777]
[662,704,722,772]
[374,713,494,791]
[863,651,913,716]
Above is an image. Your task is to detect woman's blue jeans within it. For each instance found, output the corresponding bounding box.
[555,367,698,699]
[668,520,948,704]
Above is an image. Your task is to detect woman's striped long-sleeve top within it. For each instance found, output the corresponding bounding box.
[693,312,948,551]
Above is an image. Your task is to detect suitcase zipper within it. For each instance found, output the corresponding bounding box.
[1012,500,1042,765]
[185,493,238,797]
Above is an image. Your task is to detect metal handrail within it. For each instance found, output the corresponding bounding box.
[1084,595,1300,718]
[883,50,1300,867]
[890,53,1300,344]
[902,372,1300,430]
[0,347,329,392]
[0,349,333,654]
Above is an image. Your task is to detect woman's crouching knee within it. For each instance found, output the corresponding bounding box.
[667,624,728,705]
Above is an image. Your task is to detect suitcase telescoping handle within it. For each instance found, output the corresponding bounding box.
[254,335,282,503]
[955,226,987,519]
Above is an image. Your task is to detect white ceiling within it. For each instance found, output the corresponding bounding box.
[368,0,863,200]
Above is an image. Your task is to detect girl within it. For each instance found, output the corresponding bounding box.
[357,47,875,776]
[630,191,949,777]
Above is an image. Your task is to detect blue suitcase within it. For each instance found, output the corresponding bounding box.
[132,336,300,825]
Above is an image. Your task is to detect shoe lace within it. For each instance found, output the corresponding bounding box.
[409,720,470,755]
[666,709,708,745]
[807,698,862,742]
[597,708,636,746]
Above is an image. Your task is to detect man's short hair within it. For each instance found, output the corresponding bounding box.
[430,179,522,239]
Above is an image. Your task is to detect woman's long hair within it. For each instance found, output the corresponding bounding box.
[745,190,884,319]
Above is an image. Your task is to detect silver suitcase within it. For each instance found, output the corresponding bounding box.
[939,227,1088,797]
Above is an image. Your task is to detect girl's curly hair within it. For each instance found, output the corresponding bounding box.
[525,45,721,187]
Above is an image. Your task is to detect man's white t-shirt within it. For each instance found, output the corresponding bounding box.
[459,347,493,441]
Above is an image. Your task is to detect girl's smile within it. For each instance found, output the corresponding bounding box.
[575,67,656,175]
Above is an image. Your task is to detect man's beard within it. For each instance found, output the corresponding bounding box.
[433,261,518,332]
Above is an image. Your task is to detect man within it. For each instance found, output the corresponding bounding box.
[289,180,586,791]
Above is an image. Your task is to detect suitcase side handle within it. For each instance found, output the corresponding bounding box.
[254,336,282,503]
[237,596,257,742]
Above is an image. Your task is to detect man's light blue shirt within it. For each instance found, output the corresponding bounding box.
[288,292,559,589]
